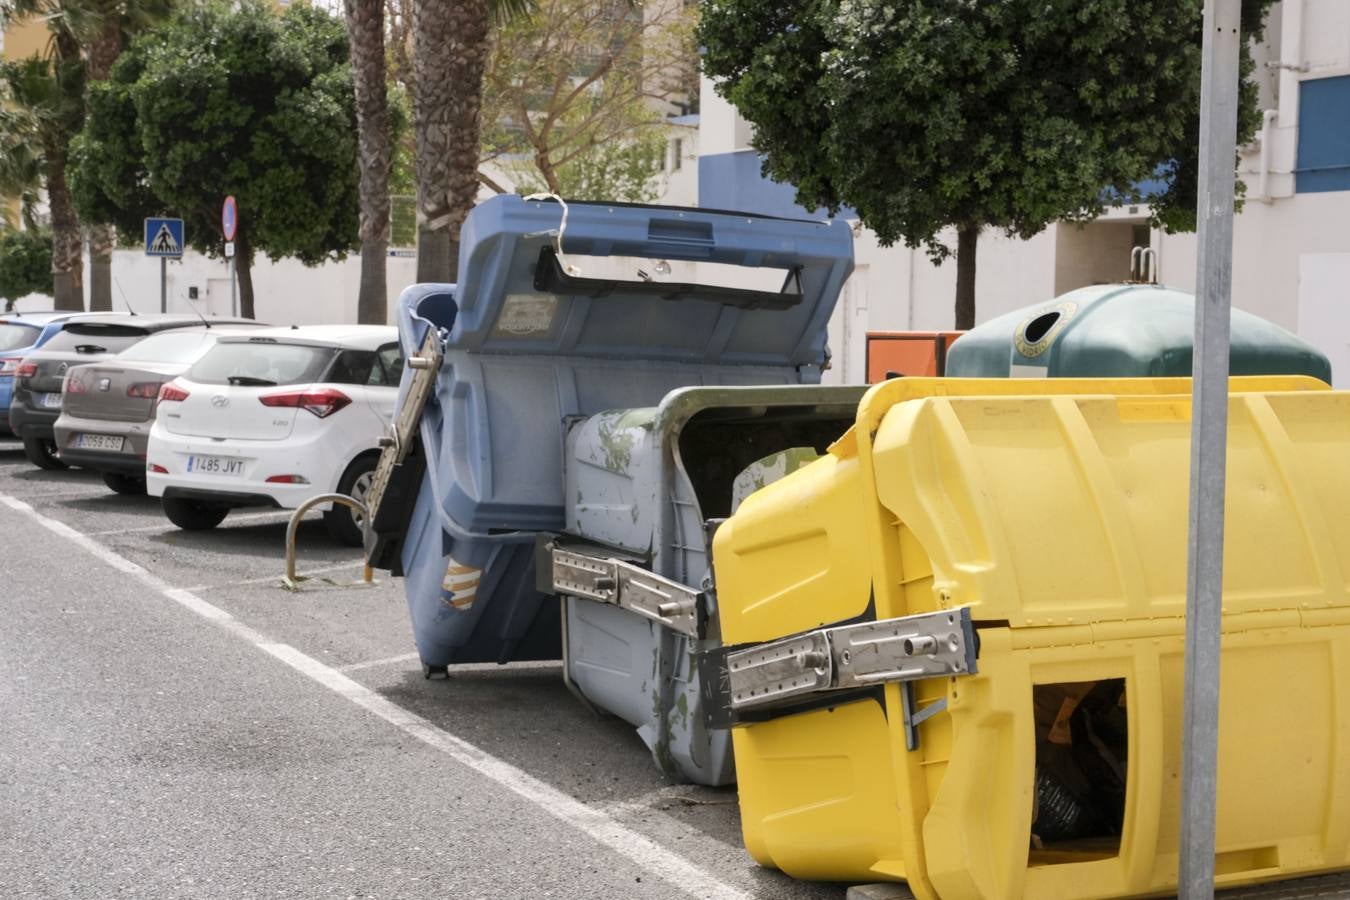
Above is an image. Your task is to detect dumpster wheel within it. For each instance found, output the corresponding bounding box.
[421,661,450,680]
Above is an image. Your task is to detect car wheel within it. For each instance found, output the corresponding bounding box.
[162,496,229,531]
[22,436,68,470]
[102,471,147,496]
[325,455,376,547]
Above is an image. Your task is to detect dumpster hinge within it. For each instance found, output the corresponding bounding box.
[364,327,444,531]
[551,547,700,638]
[723,607,976,714]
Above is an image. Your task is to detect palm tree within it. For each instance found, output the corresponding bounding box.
[0,53,86,310]
[0,106,44,231]
[411,0,528,282]
[344,0,392,323]
[77,0,171,310]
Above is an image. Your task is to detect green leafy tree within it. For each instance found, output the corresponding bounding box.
[69,1,360,318]
[699,0,1274,328]
[0,228,53,310]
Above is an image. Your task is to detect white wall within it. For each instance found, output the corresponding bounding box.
[87,249,418,325]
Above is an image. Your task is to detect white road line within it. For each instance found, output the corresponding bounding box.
[86,509,301,537]
[338,652,421,672]
[187,559,369,592]
[0,489,752,900]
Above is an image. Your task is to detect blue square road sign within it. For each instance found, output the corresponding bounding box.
[145,217,185,258]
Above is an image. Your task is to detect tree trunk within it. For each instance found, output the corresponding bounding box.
[236,232,255,320]
[954,224,978,330]
[89,224,114,311]
[412,0,490,284]
[346,0,392,323]
[46,158,84,311]
[85,22,123,313]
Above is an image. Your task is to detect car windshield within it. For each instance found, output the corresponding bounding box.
[189,340,335,387]
[0,322,42,352]
[39,323,151,355]
[118,330,218,365]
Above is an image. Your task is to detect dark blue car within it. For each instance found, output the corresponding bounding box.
[0,312,110,436]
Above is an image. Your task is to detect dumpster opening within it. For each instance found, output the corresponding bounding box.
[1023,310,1062,344]
[678,406,856,520]
[1030,679,1128,865]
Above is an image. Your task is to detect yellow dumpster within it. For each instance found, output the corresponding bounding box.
[710,375,1350,899]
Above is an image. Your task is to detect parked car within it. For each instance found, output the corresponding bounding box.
[54,325,265,495]
[9,313,255,469]
[0,311,119,437]
[145,325,402,545]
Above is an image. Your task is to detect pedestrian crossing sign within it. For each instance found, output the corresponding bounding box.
[144,217,185,258]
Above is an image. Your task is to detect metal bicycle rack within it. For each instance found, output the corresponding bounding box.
[282,493,374,591]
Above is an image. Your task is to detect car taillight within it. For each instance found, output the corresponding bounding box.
[158,382,190,402]
[0,358,21,377]
[259,388,351,418]
[128,381,164,399]
[147,463,168,474]
[15,362,37,378]
[265,474,311,484]
[66,375,88,394]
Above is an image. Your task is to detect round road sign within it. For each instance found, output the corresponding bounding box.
[222,195,238,242]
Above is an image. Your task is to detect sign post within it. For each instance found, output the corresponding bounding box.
[222,196,239,317]
[1179,2,1241,897]
[144,217,185,313]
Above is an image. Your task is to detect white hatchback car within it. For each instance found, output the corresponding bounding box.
[146,325,401,544]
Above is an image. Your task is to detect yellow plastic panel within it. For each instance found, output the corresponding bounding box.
[730,701,908,881]
[715,448,874,644]
[869,391,1344,626]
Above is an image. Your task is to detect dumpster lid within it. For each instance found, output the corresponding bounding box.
[447,195,854,367]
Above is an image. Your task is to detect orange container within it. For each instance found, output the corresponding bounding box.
[865,331,963,382]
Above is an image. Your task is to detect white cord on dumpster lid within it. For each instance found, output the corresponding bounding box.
[522,192,581,276]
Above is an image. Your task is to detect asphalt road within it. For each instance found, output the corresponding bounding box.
[2,438,1348,900]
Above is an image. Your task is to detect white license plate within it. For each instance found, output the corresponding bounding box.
[38,392,62,409]
[186,455,246,476]
[75,433,125,452]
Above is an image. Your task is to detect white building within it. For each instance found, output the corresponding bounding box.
[690,0,1350,385]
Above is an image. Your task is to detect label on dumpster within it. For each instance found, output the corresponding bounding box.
[440,559,481,611]
[494,293,558,338]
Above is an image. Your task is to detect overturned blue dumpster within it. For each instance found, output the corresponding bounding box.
[376,195,853,675]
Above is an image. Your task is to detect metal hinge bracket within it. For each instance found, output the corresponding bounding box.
[551,547,700,638]
[724,607,977,714]
[364,327,443,524]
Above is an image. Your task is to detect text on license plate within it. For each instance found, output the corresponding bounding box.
[75,433,124,452]
[186,455,245,476]
[38,392,63,409]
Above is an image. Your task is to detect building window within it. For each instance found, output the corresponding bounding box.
[1295,76,1350,193]
[670,138,683,172]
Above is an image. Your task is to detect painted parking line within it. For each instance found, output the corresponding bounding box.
[0,489,752,900]
[85,509,303,537]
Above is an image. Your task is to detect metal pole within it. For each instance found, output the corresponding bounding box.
[1179,1,1241,897]
[230,257,238,318]
[160,257,166,314]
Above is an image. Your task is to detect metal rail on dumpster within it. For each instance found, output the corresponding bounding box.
[551,547,700,638]
[283,493,373,591]
[723,607,976,713]
[363,327,444,535]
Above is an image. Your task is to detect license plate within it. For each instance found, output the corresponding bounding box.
[38,392,62,409]
[75,433,125,452]
[186,455,246,476]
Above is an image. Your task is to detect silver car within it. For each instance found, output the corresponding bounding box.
[54,325,263,494]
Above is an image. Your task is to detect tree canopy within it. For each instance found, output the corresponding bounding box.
[69,1,360,317]
[0,228,53,309]
[699,0,1274,326]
